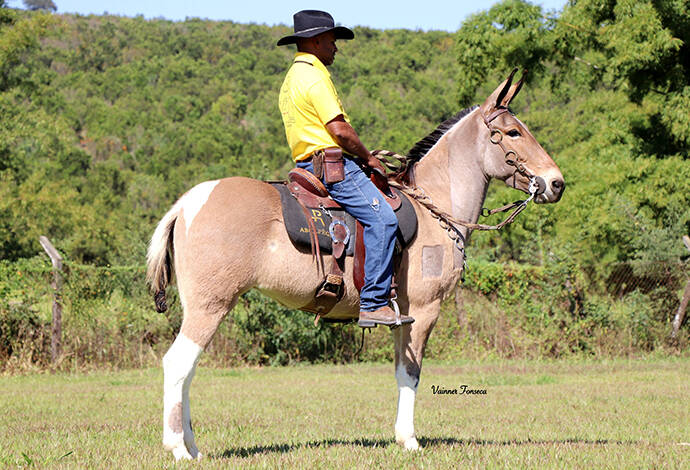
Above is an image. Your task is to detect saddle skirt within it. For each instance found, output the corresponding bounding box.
[270,168,418,291]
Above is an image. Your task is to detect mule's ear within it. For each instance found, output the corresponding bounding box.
[481,67,518,114]
[505,69,527,107]
[495,68,518,108]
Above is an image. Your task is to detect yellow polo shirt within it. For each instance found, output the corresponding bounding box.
[279,52,350,162]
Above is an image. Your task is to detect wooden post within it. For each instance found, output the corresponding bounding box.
[671,235,690,341]
[39,236,63,363]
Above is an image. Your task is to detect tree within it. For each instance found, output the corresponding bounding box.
[454,0,690,271]
[552,0,689,154]
[22,0,56,12]
[455,0,552,106]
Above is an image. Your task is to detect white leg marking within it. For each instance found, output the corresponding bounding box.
[395,363,420,451]
[180,180,220,237]
[163,333,203,460]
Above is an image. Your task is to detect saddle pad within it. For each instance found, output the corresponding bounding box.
[271,183,418,256]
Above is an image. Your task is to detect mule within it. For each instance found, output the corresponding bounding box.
[146,70,565,460]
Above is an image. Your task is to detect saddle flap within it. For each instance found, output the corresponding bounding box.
[288,167,328,197]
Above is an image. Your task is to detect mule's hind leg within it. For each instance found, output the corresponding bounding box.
[162,299,236,460]
[163,332,203,460]
[393,301,440,451]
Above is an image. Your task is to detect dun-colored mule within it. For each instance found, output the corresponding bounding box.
[147,70,565,460]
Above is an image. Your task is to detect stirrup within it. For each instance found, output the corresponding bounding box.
[391,298,402,328]
[316,274,343,298]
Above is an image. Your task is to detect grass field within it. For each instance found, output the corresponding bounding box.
[1,357,688,469]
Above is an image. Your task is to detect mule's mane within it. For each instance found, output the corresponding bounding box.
[406,105,479,163]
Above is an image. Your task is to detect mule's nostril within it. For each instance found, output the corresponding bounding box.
[551,179,565,192]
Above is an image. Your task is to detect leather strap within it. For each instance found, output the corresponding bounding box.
[292,192,324,275]
[313,150,324,179]
[304,216,348,322]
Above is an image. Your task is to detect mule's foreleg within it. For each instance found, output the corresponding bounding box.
[162,333,203,460]
[394,346,420,451]
[393,304,439,451]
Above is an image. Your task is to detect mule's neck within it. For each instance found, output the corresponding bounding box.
[411,107,490,244]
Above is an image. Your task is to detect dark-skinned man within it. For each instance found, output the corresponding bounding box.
[277,10,414,328]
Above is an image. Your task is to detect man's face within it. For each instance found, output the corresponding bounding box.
[314,31,338,66]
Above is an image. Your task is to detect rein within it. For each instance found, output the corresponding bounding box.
[372,107,540,250]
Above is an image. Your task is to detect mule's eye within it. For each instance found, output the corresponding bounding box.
[507,129,522,138]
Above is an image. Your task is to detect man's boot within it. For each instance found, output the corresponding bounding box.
[358,306,414,328]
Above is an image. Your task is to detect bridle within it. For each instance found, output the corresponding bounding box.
[482,106,544,192]
[372,106,544,259]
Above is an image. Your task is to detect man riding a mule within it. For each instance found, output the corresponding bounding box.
[148,11,565,456]
[277,10,414,329]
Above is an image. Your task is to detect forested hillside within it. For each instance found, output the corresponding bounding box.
[1,0,688,369]
[0,7,460,264]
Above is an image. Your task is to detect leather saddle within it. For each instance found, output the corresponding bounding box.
[270,168,418,319]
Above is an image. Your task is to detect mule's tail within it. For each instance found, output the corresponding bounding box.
[146,204,178,313]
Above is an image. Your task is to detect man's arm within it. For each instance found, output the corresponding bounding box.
[325,115,371,161]
[325,116,391,193]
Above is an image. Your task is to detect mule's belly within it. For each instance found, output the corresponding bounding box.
[255,222,363,320]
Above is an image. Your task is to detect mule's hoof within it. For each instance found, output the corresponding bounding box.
[402,437,420,451]
[172,446,194,461]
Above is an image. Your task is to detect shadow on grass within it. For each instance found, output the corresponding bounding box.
[215,437,394,458]
[214,436,632,458]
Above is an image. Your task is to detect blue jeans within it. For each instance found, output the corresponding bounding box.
[297,157,398,311]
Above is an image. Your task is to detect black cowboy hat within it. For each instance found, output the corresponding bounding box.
[277,10,354,46]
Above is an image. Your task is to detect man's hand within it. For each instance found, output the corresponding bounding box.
[366,156,393,197]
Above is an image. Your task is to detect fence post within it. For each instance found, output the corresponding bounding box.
[39,236,63,363]
[671,235,690,341]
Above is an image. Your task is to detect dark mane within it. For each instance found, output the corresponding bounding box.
[406,105,479,162]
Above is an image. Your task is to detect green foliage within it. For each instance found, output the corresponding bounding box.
[0,259,366,370]
[443,258,685,359]
[1,253,686,370]
[0,8,55,92]
[231,291,359,366]
[456,0,552,105]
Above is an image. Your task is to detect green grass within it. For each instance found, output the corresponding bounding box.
[1,358,688,469]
